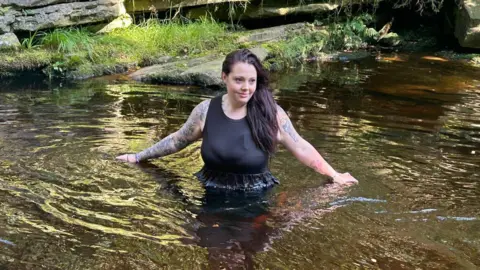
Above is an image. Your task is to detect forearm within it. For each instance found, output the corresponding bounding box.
[135,132,188,162]
[294,139,337,177]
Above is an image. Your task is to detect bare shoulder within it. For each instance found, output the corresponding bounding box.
[189,99,211,126]
[275,104,299,143]
[195,99,211,122]
[276,104,289,120]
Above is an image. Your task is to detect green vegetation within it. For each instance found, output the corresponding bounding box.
[5,14,384,78]
[4,10,440,79]
[4,18,237,78]
[263,14,379,69]
[0,49,53,77]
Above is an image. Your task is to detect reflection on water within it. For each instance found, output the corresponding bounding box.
[1,54,479,269]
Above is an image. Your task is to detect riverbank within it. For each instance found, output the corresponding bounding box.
[1,16,479,83]
[0,19,238,79]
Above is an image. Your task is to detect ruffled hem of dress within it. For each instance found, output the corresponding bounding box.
[194,166,280,191]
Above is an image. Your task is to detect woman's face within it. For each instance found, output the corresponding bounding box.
[222,62,257,105]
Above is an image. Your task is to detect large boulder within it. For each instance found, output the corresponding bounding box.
[96,13,133,33]
[455,0,480,49]
[186,2,338,20]
[0,32,20,49]
[0,0,126,34]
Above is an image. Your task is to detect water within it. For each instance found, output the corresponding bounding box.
[0,53,479,269]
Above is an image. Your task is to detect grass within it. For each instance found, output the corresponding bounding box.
[102,18,237,63]
[263,14,379,69]
[5,18,237,78]
[0,49,53,73]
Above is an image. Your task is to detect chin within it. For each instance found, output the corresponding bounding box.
[237,96,251,104]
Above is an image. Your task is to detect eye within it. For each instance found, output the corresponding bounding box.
[249,79,256,84]
[235,78,242,82]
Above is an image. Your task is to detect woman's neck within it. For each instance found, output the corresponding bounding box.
[223,94,247,118]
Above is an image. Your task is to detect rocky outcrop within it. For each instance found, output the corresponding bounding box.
[455,0,480,49]
[0,0,126,34]
[125,0,339,21]
[187,3,339,20]
[129,47,268,87]
[124,0,247,14]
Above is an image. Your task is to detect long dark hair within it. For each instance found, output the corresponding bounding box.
[222,49,279,155]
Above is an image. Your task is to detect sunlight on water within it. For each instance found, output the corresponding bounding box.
[1,54,479,269]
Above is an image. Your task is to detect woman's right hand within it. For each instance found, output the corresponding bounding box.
[116,154,138,163]
[332,172,358,186]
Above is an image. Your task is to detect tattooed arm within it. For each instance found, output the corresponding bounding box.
[276,105,358,186]
[116,99,210,163]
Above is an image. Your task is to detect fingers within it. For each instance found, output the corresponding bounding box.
[115,154,134,163]
[336,174,359,186]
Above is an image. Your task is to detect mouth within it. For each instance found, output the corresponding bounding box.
[239,92,249,98]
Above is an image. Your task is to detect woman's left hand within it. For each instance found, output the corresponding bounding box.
[332,172,358,186]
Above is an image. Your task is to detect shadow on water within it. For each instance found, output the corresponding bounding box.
[0,53,480,269]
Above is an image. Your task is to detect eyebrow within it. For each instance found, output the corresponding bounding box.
[234,76,256,80]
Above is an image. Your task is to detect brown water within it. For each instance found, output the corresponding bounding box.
[0,54,479,269]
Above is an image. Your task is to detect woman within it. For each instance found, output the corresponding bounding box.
[116,49,358,190]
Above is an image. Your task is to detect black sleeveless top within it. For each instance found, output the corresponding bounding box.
[194,95,279,190]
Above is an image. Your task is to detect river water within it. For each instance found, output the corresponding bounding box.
[0,53,479,269]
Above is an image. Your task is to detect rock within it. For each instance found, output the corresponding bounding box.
[0,0,126,34]
[96,13,132,34]
[378,32,402,47]
[0,32,20,49]
[242,3,339,19]
[0,7,15,33]
[129,47,269,88]
[140,55,174,67]
[236,22,309,43]
[129,54,219,85]
[2,1,71,8]
[337,51,371,61]
[471,56,480,67]
[187,3,338,21]
[124,0,248,14]
[455,0,480,49]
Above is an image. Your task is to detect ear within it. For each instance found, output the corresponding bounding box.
[221,72,227,82]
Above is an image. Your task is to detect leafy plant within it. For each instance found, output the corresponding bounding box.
[327,14,377,51]
[21,30,41,49]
